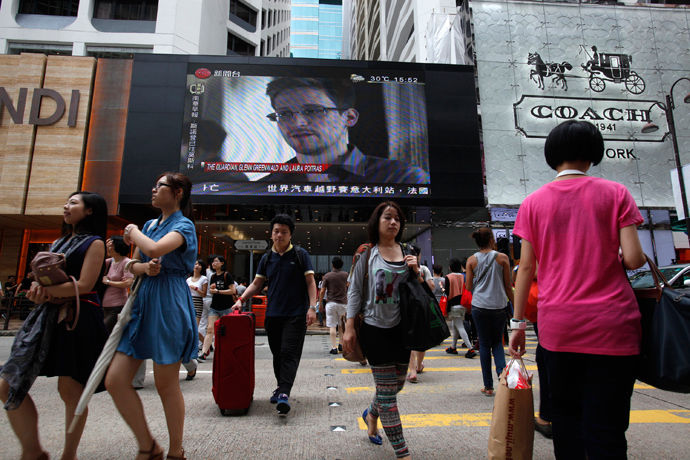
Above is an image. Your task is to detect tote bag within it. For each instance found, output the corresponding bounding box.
[399,268,450,352]
[632,257,690,393]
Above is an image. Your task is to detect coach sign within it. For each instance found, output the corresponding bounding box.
[473,1,690,208]
[0,87,81,126]
[514,95,664,143]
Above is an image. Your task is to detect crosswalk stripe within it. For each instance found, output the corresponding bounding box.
[355,410,690,429]
[346,382,663,392]
[342,365,538,374]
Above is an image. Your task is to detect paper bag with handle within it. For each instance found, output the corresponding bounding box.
[488,358,535,460]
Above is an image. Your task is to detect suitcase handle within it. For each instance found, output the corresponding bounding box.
[219,324,226,336]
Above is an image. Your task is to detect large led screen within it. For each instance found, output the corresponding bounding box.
[181,65,430,199]
[120,55,483,208]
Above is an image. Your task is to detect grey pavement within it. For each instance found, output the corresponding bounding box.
[1,331,689,459]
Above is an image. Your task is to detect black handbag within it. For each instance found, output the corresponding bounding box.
[399,267,450,352]
[632,256,690,393]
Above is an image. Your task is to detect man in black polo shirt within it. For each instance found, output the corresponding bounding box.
[233,214,317,416]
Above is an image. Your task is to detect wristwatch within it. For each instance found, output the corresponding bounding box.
[105,279,110,285]
[309,305,318,311]
[510,318,527,330]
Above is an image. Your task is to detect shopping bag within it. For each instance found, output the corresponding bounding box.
[399,268,450,352]
[460,289,473,310]
[488,359,535,460]
[439,295,448,316]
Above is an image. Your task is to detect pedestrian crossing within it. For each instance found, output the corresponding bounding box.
[354,410,690,430]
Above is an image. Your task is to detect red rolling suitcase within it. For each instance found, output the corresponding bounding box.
[212,312,255,415]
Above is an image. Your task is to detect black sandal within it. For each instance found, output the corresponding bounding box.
[166,448,186,460]
[139,441,163,460]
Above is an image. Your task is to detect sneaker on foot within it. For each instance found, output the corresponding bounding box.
[445,346,458,354]
[465,350,477,359]
[270,388,280,404]
[338,344,343,352]
[197,354,206,363]
[329,348,339,355]
[277,394,291,416]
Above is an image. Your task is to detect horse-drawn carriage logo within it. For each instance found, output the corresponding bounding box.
[528,45,646,94]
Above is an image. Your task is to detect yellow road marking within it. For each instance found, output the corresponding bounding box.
[347,382,665,392]
[356,410,690,430]
[342,365,538,374]
[634,383,656,389]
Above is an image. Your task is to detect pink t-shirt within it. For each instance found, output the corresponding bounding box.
[513,176,643,356]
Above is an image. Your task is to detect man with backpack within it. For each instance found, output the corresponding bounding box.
[232,214,317,417]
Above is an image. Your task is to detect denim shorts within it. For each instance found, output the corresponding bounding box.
[208,307,231,317]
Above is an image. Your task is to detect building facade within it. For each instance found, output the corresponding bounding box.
[0,0,291,58]
[342,0,459,62]
[290,0,342,59]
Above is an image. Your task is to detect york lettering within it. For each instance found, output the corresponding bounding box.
[530,105,649,123]
[0,87,80,126]
[605,148,636,159]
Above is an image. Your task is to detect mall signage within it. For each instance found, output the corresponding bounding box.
[0,87,80,126]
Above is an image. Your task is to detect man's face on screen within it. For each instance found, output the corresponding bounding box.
[273,86,356,157]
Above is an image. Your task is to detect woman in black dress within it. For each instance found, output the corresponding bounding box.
[0,191,109,460]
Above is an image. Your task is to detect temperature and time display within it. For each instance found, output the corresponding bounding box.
[368,76,420,83]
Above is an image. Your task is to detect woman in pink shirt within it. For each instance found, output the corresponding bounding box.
[510,120,646,459]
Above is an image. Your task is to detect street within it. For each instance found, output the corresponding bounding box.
[1,331,688,459]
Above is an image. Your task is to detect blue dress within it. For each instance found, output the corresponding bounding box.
[117,211,198,365]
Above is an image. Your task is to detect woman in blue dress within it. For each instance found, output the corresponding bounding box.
[105,173,197,460]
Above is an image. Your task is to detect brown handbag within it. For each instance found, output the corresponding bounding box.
[30,251,81,331]
[340,313,366,363]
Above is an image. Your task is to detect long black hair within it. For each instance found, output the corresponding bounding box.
[62,191,108,240]
[367,201,405,245]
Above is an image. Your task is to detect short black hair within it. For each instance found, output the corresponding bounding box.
[270,213,295,235]
[449,258,463,273]
[110,235,131,257]
[367,201,405,245]
[266,77,356,110]
[332,256,343,269]
[207,254,218,265]
[432,264,443,276]
[544,120,604,170]
[213,255,226,271]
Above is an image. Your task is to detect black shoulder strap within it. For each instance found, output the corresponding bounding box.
[293,244,306,277]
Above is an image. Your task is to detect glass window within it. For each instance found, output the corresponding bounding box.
[229,0,256,27]
[227,31,255,56]
[8,42,73,55]
[94,0,158,20]
[19,0,79,16]
[86,45,152,58]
